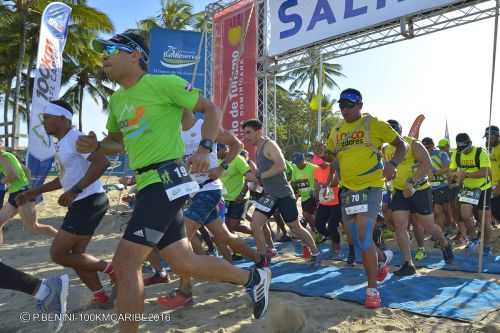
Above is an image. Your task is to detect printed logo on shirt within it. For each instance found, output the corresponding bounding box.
[118,104,151,140]
[336,130,366,148]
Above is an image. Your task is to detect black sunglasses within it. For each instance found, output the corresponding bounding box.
[339,100,357,109]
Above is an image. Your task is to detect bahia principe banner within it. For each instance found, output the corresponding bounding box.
[149,28,210,97]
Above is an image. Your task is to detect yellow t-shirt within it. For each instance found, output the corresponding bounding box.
[449,147,491,190]
[390,137,430,191]
[326,114,398,191]
[490,144,500,185]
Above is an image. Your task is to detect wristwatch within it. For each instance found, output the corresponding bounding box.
[199,139,214,152]
[220,160,229,170]
[70,185,83,194]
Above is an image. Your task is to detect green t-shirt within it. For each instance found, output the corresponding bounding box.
[106,74,199,191]
[285,160,293,181]
[219,155,251,201]
[450,147,491,190]
[291,162,317,202]
[0,152,29,193]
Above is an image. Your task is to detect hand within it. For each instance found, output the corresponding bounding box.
[58,191,78,207]
[246,171,260,184]
[383,161,397,181]
[207,166,224,180]
[15,189,38,206]
[456,170,467,182]
[402,185,415,199]
[188,148,210,174]
[76,131,98,154]
[122,193,136,204]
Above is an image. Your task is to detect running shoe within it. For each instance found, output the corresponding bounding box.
[36,274,69,333]
[415,247,427,261]
[157,289,193,310]
[245,267,271,319]
[377,250,393,282]
[441,240,454,264]
[91,290,111,307]
[365,288,381,309]
[144,274,170,286]
[394,262,416,277]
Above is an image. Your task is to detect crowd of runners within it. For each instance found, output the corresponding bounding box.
[0,30,498,333]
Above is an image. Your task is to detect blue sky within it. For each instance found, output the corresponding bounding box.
[78,0,499,148]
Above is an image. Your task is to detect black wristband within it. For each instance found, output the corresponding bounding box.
[199,139,214,152]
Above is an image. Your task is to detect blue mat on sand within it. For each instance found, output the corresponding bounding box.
[282,240,500,274]
[259,261,500,322]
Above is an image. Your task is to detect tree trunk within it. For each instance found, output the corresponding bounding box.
[78,82,84,131]
[3,77,13,148]
[12,7,28,149]
[24,41,36,132]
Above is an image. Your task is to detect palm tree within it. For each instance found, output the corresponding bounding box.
[278,48,345,99]
[138,0,194,30]
[0,0,114,144]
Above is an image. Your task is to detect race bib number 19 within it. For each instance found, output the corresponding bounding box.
[158,162,200,201]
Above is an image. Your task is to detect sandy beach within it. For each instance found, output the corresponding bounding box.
[0,177,499,333]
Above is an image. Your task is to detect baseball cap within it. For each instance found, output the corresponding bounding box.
[292,152,305,164]
[456,133,472,151]
[422,137,434,146]
[438,139,449,148]
[339,88,362,104]
[484,125,499,137]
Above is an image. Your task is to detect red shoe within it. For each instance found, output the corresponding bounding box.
[365,289,381,309]
[144,274,170,286]
[157,290,193,310]
[91,290,110,306]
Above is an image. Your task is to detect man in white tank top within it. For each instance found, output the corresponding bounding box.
[157,110,261,310]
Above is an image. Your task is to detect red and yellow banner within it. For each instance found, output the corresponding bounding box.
[213,0,257,156]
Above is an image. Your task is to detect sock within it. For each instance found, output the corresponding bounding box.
[93,288,106,296]
[33,280,50,301]
[159,269,167,278]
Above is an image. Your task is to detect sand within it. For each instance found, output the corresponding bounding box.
[0,177,499,333]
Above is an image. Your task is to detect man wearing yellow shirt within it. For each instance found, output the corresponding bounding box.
[319,88,406,309]
[485,126,500,225]
[449,133,493,256]
[386,121,454,277]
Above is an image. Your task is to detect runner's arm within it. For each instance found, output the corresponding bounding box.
[411,141,432,183]
[461,168,489,179]
[193,96,221,144]
[0,156,17,183]
[76,131,124,155]
[216,129,243,165]
[388,136,407,166]
[258,141,286,180]
[71,151,110,192]
[31,177,62,195]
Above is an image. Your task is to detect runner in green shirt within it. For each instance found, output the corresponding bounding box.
[77,30,270,332]
[291,153,318,233]
[0,148,57,244]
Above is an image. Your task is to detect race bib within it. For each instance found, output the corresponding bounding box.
[458,188,481,206]
[293,179,310,190]
[254,194,276,213]
[319,187,334,203]
[431,181,443,188]
[342,189,369,215]
[157,161,200,201]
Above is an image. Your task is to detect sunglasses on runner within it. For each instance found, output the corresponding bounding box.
[101,44,134,57]
[339,100,357,109]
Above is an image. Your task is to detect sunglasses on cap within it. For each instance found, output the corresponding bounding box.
[339,100,358,109]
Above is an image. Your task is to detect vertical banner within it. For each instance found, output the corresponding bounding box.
[149,28,210,97]
[27,2,71,189]
[213,0,257,157]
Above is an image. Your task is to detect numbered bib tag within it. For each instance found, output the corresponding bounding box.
[254,195,276,213]
[157,161,200,201]
[458,188,481,205]
[343,189,369,215]
[319,187,334,203]
[431,181,443,188]
[293,179,310,192]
